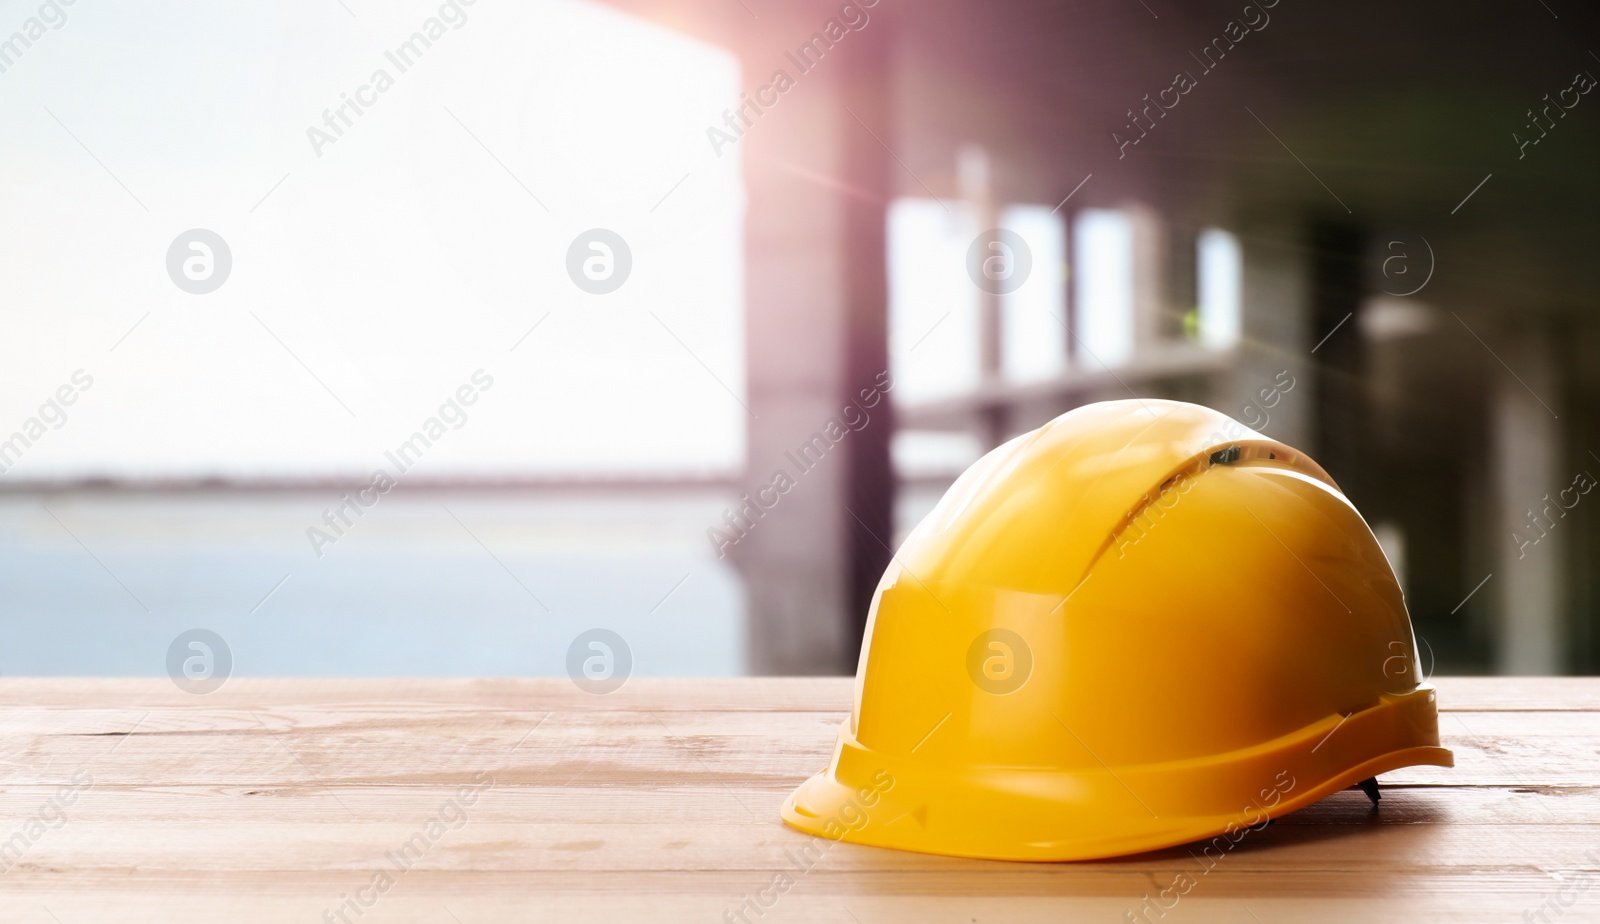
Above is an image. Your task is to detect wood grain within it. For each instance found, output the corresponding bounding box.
[0,677,1595,923]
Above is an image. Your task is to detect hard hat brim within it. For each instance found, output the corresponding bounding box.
[781,685,1453,862]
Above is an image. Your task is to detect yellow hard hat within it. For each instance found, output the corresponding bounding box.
[782,399,1452,861]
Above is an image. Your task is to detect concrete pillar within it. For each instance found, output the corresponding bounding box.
[1491,326,1565,674]
[1127,203,1168,356]
[1234,224,1314,451]
[837,29,896,670]
[1307,221,1367,496]
[959,144,1004,449]
[734,16,892,675]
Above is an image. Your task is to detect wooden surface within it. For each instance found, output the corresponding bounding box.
[0,677,1596,922]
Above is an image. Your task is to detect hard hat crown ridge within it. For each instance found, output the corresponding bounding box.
[783,399,1452,861]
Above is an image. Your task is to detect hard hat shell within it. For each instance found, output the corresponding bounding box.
[782,399,1452,861]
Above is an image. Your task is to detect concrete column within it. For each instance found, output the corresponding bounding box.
[1234,224,1314,451]
[1308,221,1367,497]
[837,28,896,669]
[1491,326,1565,674]
[1127,203,1168,356]
[959,144,1005,449]
[734,17,892,675]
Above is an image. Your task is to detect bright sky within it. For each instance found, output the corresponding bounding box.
[0,0,745,480]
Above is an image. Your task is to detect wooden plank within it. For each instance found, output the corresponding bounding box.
[0,677,859,712]
[1,716,1594,786]
[0,677,1593,922]
[3,675,1590,712]
[1429,676,1600,711]
[4,809,1600,874]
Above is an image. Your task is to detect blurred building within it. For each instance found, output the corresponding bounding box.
[2,0,1596,678]
[625,0,1600,676]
